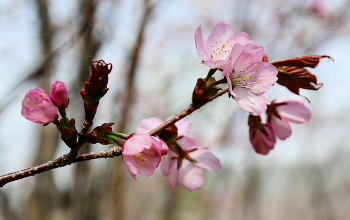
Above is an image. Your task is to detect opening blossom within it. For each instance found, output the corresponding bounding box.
[248,115,276,155]
[137,117,221,191]
[21,88,58,124]
[122,133,168,180]
[267,97,311,140]
[195,21,253,69]
[50,81,69,108]
[222,43,278,115]
[161,136,221,191]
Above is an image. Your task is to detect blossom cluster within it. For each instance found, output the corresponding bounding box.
[195,21,278,116]
[19,21,328,191]
[21,81,69,124]
[248,98,311,155]
[194,21,327,155]
[122,118,220,191]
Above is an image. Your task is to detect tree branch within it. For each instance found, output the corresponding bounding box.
[0,146,122,187]
[0,87,228,187]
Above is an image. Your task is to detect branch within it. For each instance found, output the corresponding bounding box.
[149,87,229,136]
[0,146,122,187]
[0,87,229,187]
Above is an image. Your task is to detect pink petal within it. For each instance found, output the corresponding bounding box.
[245,62,278,95]
[223,44,244,77]
[168,161,178,189]
[177,136,198,150]
[227,32,253,46]
[174,118,192,137]
[207,21,234,49]
[177,160,204,191]
[122,134,152,155]
[123,155,138,180]
[160,154,171,176]
[274,98,311,123]
[202,60,230,69]
[233,44,264,71]
[194,26,211,61]
[270,116,292,140]
[137,117,164,133]
[233,87,267,116]
[150,136,168,155]
[189,147,221,171]
[249,124,276,155]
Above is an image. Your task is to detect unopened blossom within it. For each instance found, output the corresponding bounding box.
[21,88,58,124]
[248,115,276,155]
[267,97,311,140]
[195,21,253,69]
[222,43,278,115]
[161,136,221,191]
[50,81,69,108]
[122,133,168,179]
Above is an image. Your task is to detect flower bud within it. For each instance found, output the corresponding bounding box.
[59,118,78,148]
[80,60,112,104]
[86,122,115,145]
[50,81,69,108]
[21,88,58,124]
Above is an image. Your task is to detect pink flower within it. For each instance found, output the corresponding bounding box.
[248,115,276,155]
[137,117,221,190]
[50,81,69,108]
[195,21,253,69]
[267,97,311,140]
[21,88,58,124]
[161,136,221,191]
[122,133,168,179]
[222,43,278,115]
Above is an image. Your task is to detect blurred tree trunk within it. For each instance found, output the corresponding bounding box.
[67,0,103,219]
[104,0,153,219]
[26,0,60,219]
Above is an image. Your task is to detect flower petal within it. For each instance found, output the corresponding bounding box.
[177,160,204,191]
[189,147,221,171]
[194,26,212,61]
[233,87,267,115]
[174,118,192,137]
[177,136,198,150]
[274,98,311,123]
[270,115,292,140]
[122,134,152,155]
[136,117,164,133]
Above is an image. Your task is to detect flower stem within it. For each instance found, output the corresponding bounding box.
[204,69,217,82]
[106,132,129,140]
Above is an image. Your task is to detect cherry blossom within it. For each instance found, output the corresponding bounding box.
[267,97,311,140]
[222,43,278,115]
[137,117,220,190]
[122,133,168,179]
[21,88,58,124]
[248,115,276,155]
[195,21,253,69]
[161,136,221,191]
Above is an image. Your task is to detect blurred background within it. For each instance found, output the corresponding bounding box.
[0,0,350,219]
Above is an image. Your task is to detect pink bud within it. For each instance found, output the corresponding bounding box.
[50,81,69,108]
[21,88,58,124]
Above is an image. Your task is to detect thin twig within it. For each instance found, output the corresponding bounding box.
[149,87,229,136]
[0,146,122,187]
